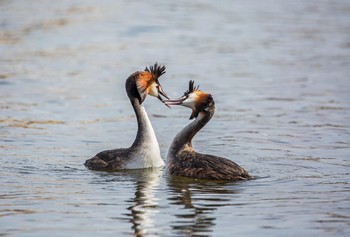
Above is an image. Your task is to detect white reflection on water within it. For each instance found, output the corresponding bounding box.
[123,169,162,236]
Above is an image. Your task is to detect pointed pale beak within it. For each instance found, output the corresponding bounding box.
[157,85,170,100]
[164,96,187,106]
[156,84,171,108]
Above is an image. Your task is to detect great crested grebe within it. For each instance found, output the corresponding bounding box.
[165,81,252,181]
[85,63,169,171]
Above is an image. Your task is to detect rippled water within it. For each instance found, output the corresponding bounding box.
[1,0,350,236]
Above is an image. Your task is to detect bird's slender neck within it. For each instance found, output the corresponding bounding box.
[168,108,214,157]
[130,98,158,149]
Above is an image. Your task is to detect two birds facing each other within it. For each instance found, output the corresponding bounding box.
[85,63,252,181]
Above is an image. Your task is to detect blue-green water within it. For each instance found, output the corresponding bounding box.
[1,1,350,236]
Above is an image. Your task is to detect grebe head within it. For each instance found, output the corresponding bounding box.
[165,80,214,119]
[126,63,170,107]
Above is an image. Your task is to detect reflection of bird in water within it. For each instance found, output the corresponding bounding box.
[167,175,239,236]
[165,81,252,181]
[124,168,162,237]
[85,63,169,171]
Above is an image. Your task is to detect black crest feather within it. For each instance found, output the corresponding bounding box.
[145,62,166,79]
[184,80,200,96]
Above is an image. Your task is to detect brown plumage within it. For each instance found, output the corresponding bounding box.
[165,81,252,181]
[167,149,251,180]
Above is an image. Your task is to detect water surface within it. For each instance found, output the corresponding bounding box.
[1,0,350,236]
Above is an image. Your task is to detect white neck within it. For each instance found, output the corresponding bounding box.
[127,99,164,169]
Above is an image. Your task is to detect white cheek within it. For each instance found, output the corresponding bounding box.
[181,93,197,109]
[148,85,158,97]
